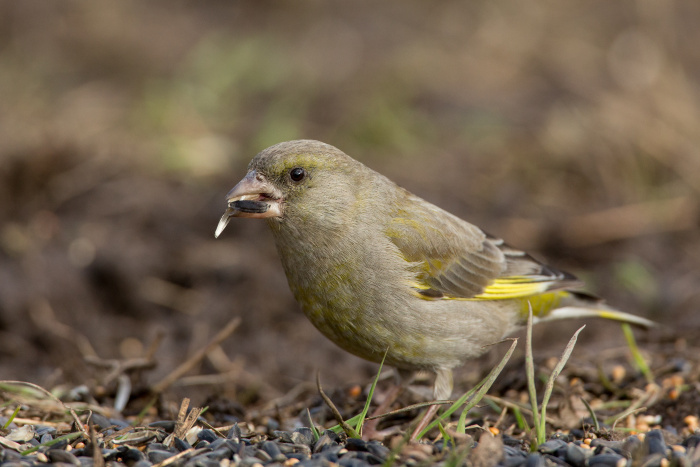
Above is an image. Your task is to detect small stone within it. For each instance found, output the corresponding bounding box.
[587,453,624,467]
[227,424,242,442]
[684,415,699,432]
[344,438,368,451]
[90,414,114,430]
[317,446,342,463]
[503,435,524,448]
[185,427,202,446]
[6,426,35,443]
[173,437,192,452]
[526,453,545,467]
[565,443,590,467]
[276,443,311,457]
[284,452,310,461]
[644,430,667,456]
[621,435,643,458]
[146,443,172,452]
[187,459,222,467]
[366,441,390,460]
[207,438,229,451]
[338,458,370,467]
[313,433,338,453]
[272,431,294,443]
[682,435,700,449]
[224,439,243,455]
[147,450,174,464]
[197,429,218,444]
[242,445,259,458]
[110,419,132,430]
[238,457,262,467]
[205,448,234,461]
[502,446,527,467]
[591,439,622,449]
[671,444,686,454]
[2,451,22,463]
[640,453,666,467]
[102,449,121,461]
[261,441,286,462]
[119,447,146,465]
[35,426,57,437]
[538,439,567,455]
[46,449,81,466]
[291,428,315,446]
[254,449,272,463]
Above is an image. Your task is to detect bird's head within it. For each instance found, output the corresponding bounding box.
[215,140,363,238]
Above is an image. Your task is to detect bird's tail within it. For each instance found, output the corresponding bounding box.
[534,291,656,329]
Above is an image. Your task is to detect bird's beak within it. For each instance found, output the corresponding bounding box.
[215,170,283,238]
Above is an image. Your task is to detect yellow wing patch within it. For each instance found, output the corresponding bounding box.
[471,276,553,300]
[411,275,561,306]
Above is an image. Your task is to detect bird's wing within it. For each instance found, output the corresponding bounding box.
[385,196,582,301]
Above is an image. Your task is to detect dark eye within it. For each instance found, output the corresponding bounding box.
[289,167,306,182]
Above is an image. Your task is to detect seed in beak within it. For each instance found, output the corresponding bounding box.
[229,200,269,214]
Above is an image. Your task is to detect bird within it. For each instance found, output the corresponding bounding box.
[215,139,654,437]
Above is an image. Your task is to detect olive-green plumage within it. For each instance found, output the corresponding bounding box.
[216,140,654,400]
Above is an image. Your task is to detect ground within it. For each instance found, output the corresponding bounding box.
[0,1,699,455]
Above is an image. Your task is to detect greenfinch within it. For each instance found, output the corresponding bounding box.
[215,140,653,404]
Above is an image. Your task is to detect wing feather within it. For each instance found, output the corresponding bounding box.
[385,195,581,300]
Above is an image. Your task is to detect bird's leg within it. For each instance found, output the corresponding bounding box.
[409,368,453,442]
[361,368,414,441]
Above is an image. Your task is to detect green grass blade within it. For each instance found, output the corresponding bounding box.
[512,406,530,432]
[538,325,585,438]
[525,307,542,446]
[418,338,518,439]
[621,323,653,383]
[306,408,320,441]
[3,405,20,429]
[437,421,452,447]
[356,350,388,434]
[21,432,83,455]
[579,397,599,431]
[456,406,468,434]
[327,413,362,434]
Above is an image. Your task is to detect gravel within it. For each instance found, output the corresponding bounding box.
[2,417,700,467]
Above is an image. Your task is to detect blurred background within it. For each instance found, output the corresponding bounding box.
[1,1,698,409]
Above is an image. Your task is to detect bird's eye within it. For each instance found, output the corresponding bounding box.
[289,167,306,182]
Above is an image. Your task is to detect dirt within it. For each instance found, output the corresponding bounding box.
[0,0,699,441]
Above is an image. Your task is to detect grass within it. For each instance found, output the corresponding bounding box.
[621,323,654,383]
[416,338,518,440]
[20,432,84,456]
[525,307,586,448]
[2,405,20,429]
[320,351,387,438]
[315,310,654,447]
